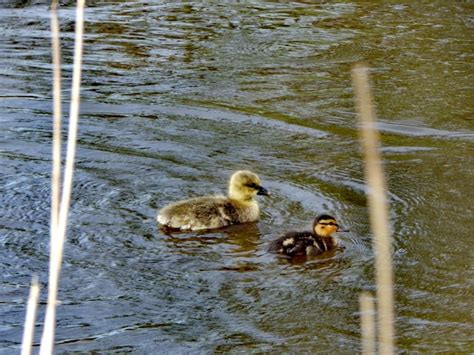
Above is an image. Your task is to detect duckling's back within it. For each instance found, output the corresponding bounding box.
[269,231,315,256]
[157,195,257,231]
[269,231,337,257]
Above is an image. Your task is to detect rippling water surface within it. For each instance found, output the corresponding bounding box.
[1,1,473,353]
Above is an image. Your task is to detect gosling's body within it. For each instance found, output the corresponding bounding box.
[157,195,259,231]
[157,170,269,231]
[269,214,344,257]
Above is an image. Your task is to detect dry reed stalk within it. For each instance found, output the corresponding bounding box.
[352,63,395,354]
[21,276,40,355]
[360,292,376,355]
[40,0,85,353]
[50,0,62,240]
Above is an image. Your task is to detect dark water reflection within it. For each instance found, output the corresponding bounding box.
[0,1,473,353]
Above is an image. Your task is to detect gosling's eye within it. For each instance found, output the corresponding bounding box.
[246,183,259,190]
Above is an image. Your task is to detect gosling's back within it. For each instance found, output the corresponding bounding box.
[157,195,259,231]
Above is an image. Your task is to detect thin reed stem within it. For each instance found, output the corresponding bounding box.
[51,0,62,240]
[360,292,376,355]
[40,0,85,353]
[352,63,395,355]
[21,276,40,355]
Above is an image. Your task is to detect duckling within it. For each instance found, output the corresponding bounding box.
[269,214,347,257]
[157,170,270,231]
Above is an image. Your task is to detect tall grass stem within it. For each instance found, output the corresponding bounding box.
[40,0,85,353]
[352,63,395,354]
[21,276,40,355]
[360,292,376,355]
[50,0,62,243]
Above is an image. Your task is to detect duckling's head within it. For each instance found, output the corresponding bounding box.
[228,170,270,201]
[313,214,345,237]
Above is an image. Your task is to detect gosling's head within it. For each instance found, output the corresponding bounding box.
[228,170,270,201]
[313,214,346,237]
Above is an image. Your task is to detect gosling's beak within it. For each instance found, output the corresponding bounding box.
[257,186,270,196]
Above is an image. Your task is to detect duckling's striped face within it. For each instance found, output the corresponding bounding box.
[314,215,340,237]
[229,170,269,201]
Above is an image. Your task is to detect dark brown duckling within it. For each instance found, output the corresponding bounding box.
[269,214,347,257]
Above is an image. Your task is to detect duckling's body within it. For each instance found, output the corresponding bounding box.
[269,214,344,257]
[157,170,269,231]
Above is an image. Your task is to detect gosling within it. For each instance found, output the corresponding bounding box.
[157,170,270,231]
[269,214,347,257]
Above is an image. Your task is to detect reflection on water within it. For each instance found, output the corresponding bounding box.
[162,223,261,256]
[0,1,473,353]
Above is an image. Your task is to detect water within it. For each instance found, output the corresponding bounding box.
[1,1,473,353]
